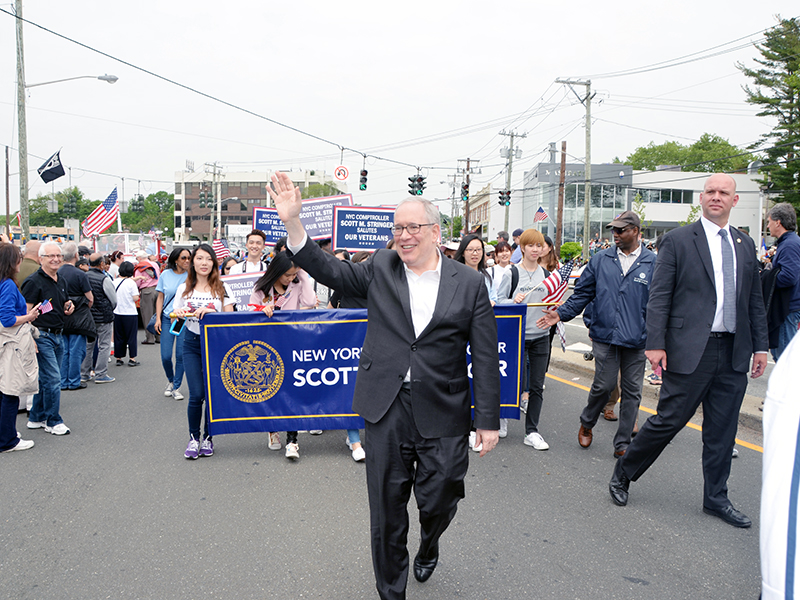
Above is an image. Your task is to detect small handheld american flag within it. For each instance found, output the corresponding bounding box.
[39,299,54,315]
[212,239,230,261]
[541,260,574,304]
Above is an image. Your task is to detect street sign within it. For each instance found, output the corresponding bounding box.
[334,166,349,181]
[332,206,395,251]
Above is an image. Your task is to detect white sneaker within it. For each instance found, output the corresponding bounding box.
[498,418,508,439]
[309,430,323,435]
[164,382,174,397]
[1,439,34,452]
[523,432,549,451]
[268,432,281,450]
[285,442,300,459]
[27,420,46,430]
[172,388,185,401]
[45,423,70,436]
[468,431,482,452]
[351,446,366,462]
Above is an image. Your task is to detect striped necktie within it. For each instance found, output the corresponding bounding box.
[718,228,736,332]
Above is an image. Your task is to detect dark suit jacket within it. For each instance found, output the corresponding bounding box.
[645,219,768,374]
[291,237,501,438]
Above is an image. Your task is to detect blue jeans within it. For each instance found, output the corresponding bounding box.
[183,331,209,439]
[347,429,361,445]
[61,333,87,388]
[160,314,185,388]
[30,331,65,427]
[774,309,800,361]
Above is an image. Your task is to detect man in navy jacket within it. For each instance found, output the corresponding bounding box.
[538,211,655,456]
[766,202,800,360]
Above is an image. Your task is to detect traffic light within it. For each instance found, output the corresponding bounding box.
[498,190,511,207]
[130,194,145,212]
[408,174,425,196]
[461,182,469,202]
[359,169,368,191]
[408,175,418,196]
[198,190,213,209]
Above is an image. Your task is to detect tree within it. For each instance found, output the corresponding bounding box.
[623,133,754,173]
[560,242,581,261]
[738,16,800,208]
[301,182,343,199]
[631,193,652,231]
[678,204,701,227]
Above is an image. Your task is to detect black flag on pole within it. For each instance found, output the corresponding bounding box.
[37,151,66,183]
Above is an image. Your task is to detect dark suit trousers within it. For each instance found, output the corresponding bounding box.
[618,335,747,510]
[365,385,469,600]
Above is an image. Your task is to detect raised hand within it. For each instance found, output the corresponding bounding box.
[268,172,303,223]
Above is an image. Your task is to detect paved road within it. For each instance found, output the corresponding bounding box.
[2,341,762,599]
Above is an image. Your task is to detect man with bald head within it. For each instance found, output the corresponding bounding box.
[15,240,40,288]
[609,174,768,528]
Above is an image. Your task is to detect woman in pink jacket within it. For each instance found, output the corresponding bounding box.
[249,252,317,459]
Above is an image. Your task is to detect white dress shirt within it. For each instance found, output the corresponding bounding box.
[699,215,737,333]
[288,232,441,380]
[616,244,642,276]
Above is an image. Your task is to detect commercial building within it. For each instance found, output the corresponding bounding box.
[497,161,766,246]
[173,169,346,242]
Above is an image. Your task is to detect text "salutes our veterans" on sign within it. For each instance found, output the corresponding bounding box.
[332,206,396,252]
[252,194,353,246]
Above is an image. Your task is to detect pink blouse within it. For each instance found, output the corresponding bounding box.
[248,269,317,310]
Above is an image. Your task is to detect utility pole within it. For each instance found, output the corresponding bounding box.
[15,0,29,240]
[6,146,10,239]
[204,162,223,240]
[556,141,567,255]
[556,78,594,260]
[500,130,525,233]
[457,158,480,235]
[446,174,459,240]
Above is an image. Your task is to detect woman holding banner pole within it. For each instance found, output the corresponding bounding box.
[154,248,190,401]
[173,244,235,460]
[250,252,316,460]
[496,229,552,451]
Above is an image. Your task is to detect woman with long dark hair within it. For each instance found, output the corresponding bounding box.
[173,244,235,459]
[154,248,191,400]
[0,243,40,452]
[113,261,140,366]
[249,251,316,458]
[454,233,496,304]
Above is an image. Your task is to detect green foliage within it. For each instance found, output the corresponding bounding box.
[738,16,800,209]
[301,182,342,199]
[678,204,701,227]
[121,191,175,235]
[631,193,653,230]
[624,133,754,173]
[560,241,582,260]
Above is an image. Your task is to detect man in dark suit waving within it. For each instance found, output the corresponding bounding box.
[609,173,768,528]
[270,172,501,600]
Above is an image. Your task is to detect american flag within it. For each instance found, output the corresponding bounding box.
[82,188,119,237]
[212,239,230,260]
[533,207,548,222]
[39,299,53,315]
[14,212,21,226]
[541,260,575,304]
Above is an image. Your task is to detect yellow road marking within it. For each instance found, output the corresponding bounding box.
[545,372,764,454]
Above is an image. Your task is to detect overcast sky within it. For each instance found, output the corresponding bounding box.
[1,1,797,220]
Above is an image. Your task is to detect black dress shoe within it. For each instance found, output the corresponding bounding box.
[609,461,630,506]
[703,505,751,528]
[413,546,439,583]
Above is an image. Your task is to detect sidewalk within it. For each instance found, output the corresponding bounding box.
[550,347,763,432]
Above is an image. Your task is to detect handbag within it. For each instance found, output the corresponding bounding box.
[146,313,158,335]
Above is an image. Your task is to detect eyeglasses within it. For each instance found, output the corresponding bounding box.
[465,248,483,254]
[611,226,633,235]
[41,254,63,260]
[391,223,435,236]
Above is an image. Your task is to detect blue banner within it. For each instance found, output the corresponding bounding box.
[252,194,353,245]
[201,305,526,435]
[331,206,395,251]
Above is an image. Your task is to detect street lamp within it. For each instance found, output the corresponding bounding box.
[15,0,118,243]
